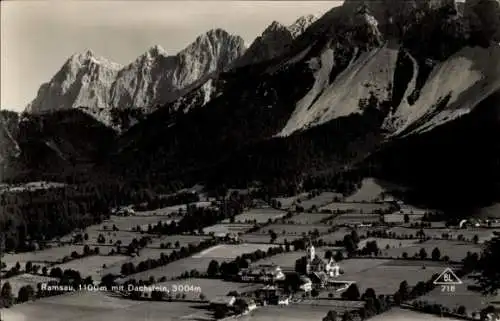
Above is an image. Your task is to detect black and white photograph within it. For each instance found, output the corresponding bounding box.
[1,0,499,320]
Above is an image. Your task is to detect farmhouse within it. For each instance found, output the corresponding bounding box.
[239,297,257,312]
[113,206,135,216]
[238,264,285,282]
[209,296,236,308]
[299,276,312,292]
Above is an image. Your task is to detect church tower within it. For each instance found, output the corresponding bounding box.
[306,241,315,261]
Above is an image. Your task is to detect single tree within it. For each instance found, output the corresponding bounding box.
[473,236,500,294]
[334,251,344,262]
[431,247,441,261]
[322,310,338,321]
[1,282,13,306]
[457,305,467,315]
[17,285,35,303]
[207,260,220,277]
[419,248,428,260]
[342,283,360,300]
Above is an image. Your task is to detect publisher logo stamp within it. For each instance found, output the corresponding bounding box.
[433,267,462,293]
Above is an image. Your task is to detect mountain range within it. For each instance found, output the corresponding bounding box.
[2,0,500,212]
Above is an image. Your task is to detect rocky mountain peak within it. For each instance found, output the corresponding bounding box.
[145,45,168,58]
[288,14,318,38]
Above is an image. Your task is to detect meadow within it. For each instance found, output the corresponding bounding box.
[191,243,278,259]
[153,278,261,300]
[381,240,482,261]
[319,202,391,214]
[202,223,254,235]
[227,207,288,223]
[2,245,89,268]
[1,291,212,321]
[415,275,500,318]
[5,273,59,297]
[101,248,175,275]
[299,192,343,210]
[340,260,447,294]
[52,255,130,280]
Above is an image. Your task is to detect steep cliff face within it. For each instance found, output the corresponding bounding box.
[233,15,318,68]
[110,29,246,110]
[25,29,246,126]
[26,50,122,114]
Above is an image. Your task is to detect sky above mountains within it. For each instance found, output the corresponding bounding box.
[0,0,340,112]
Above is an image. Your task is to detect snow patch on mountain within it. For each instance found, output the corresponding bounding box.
[277,43,399,137]
[388,44,500,136]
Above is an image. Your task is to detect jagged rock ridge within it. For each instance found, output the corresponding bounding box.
[232,14,319,68]
[26,29,246,125]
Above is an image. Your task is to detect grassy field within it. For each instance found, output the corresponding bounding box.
[357,237,420,250]
[381,240,482,261]
[384,213,425,223]
[2,245,87,268]
[147,235,212,249]
[191,243,278,259]
[53,255,130,280]
[83,230,158,247]
[239,304,335,321]
[387,227,499,243]
[340,260,447,295]
[1,291,212,321]
[369,307,462,321]
[329,213,381,225]
[317,227,353,244]
[344,178,389,202]
[319,202,391,213]
[120,257,223,282]
[5,273,59,297]
[202,223,254,235]
[134,202,212,216]
[414,275,500,318]
[256,224,331,236]
[153,278,261,300]
[102,248,175,275]
[288,213,334,224]
[273,193,308,209]
[239,233,302,244]
[88,215,169,232]
[226,207,288,223]
[299,192,343,210]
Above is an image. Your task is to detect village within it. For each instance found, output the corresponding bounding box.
[1,179,500,321]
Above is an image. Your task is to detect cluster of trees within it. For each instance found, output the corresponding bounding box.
[119,238,218,276]
[323,286,391,321]
[1,268,92,308]
[134,191,201,211]
[147,194,251,236]
[393,276,438,306]
[206,245,287,278]
[0,185,109,252]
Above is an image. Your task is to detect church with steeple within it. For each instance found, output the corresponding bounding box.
[305,241,340,277]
